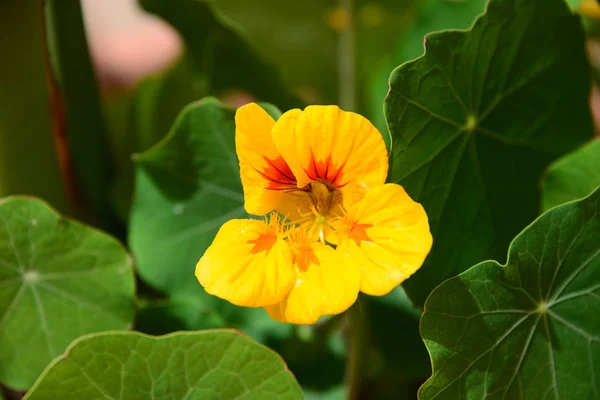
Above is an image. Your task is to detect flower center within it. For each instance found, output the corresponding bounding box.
[301,181,343,243]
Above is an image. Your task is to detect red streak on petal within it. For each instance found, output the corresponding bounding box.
[306,154,345,188]
[258,156,297,190]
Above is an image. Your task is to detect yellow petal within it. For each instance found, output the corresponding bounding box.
[337,184,432,296]
[235,103,297,216]
[195,219,296,307]
[266,242,360,324]
[271,105,388,207]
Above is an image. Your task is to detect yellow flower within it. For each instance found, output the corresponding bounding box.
[195,103,432,324]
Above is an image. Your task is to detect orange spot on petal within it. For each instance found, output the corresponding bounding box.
[294,247,321,272]
[248,232,277,254]
[349,223,372,246]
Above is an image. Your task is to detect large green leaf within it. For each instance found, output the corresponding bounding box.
[368,0,488,132]
[0,197,135,390]
[542,139,600,212]
[385,0,593,305]
[129,97,245,299]
[419,187,600,399]
[24,330,303,400]
[129,98,287,335]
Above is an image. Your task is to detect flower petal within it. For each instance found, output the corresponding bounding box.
[338,184,432,296]
[266,242,360,324]
[235,103,297,216]
[195,219,296,307]
[271,105,388,207]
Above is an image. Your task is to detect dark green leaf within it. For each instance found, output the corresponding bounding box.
[24,330,303,400]
[420,187,600,399]
[367,0,487,132]
[129,98,244,299]
[542,139,600,212]
[385,0,593,305]
[0,197,135,389]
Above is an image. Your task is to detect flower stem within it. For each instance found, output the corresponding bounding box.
[346,300,366,400]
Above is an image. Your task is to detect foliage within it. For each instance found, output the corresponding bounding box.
[542,139,600,211]
[0,197,135,389]
[1,0,599,398]
[385,0,593,306]
[420,187,600,399]
[24,330,302,400]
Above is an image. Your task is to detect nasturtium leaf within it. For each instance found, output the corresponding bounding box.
[385,0,594,305]
[542,139,600,212]
[129,98,285,335]
[130,98,244,298]
[0,197,135,390]
[24,330,303,400]
[368,0,487,132]
[419,187,600,399]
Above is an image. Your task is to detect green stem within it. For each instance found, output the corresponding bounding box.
[0,0,69,211]
[44,0,120,232]
[346,300,366,400]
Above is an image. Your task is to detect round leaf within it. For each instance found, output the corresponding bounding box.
[129,98,288,338]
[129,98,248,299]
[24,330,303,400]
[542,139,600,212]
[385,0,594,305]
[0,197,135,389]
[420,188,600,399]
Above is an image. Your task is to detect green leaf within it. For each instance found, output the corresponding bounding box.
[139,0,302,111]
[0,197,135,390]
[130,98,287,336]
[129,97,245,299]
[0,0,68,212]
[385,0,593,305]
[24,330,303,400]
[542,139,600,212]
[132,58,202,154]
[419,187,600,399]
[367,0,488,132]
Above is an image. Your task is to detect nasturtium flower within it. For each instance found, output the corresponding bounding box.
[195,103,432,324]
